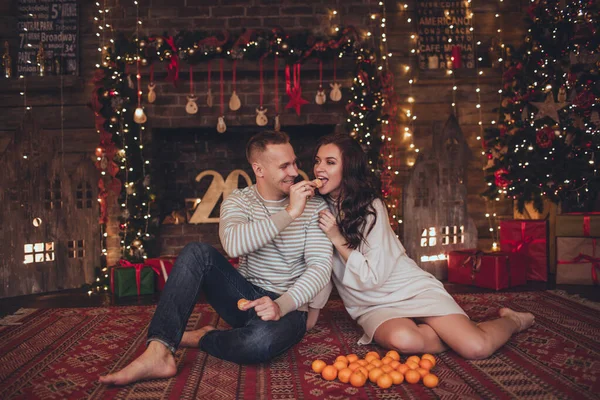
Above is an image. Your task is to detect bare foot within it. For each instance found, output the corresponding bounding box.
[180,325,216,348]
[499,308,535,332]
[98,341,177,386]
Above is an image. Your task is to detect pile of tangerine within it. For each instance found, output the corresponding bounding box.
[311,350,439,389]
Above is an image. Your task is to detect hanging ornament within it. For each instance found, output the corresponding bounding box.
[285,63,309,116]
[329,58,342,102]
[126,184,134,195]
[122,209,130,219]
[217,115,227,133]
[255,57,268,126]
[536,126,554,148]
[557,86,567,102]
[217,59,226,133]
[185,95,198,114]
[591,111,600,126]
[273,56,281,131]
[256,108,268,126]
[185,65,198,114]
[531,93,568,122]
[36,42,45,77]
[206,61,213,107]
[229,60,241,111]
[315,60,326,105]
[147,65,156,103]
[134,107,147,124]
[2,41,11,78]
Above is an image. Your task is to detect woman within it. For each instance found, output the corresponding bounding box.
[312,134,534,359]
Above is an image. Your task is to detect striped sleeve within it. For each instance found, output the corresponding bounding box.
[219,191,293,258]
[275,201,333,316]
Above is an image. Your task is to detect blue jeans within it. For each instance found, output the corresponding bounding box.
[147,242,307,364]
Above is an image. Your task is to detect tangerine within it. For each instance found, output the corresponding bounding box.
[389,370,404,385]
[349,372,367,388]
[357,359,369,367]
[381,365,394,374]
[381,356,393,365]
[416,367,429,378]
[237,298,250,310]
[333,360,348,370]
[390,360,401,370]
[368,367,384,383]
[366,364,376,371]
[336,355,349,364]
[338,367,353,383]
[423,373,439,388]
[370,359,383,368]
[366,351,381,360]
[421,354,436,367]
[396,364,410,375]
[405,361,419,370]
[406,355,421,365]
[348,362,361,371]
[419,359,434,371]
[321,365,338,381]
[377,374,393,389]
[365,354,378,364]
[346,354,359,363]
[356,366,370,378]
[311,359,326,373]
[404,369,421,384]
[385,350,401,361]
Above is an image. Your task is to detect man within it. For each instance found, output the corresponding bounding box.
[99,130,333,385]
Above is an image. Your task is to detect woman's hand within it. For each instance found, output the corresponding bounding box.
[318,209,343,243]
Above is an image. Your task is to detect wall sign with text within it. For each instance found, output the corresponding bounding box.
[417,1,474,70]
[17,0,78,76]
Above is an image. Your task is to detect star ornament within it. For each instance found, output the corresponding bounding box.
[531,94,568,123]
[285,86,309,116]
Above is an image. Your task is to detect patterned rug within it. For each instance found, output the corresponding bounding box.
[1,291,599,399]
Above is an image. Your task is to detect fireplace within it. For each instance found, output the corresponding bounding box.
[151,125,335,256]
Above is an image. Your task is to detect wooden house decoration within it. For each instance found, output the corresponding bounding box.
[0,112,100,298]
[403,114,477,279]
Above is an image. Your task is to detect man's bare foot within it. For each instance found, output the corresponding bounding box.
[499,308,535,332]
[180,325,216,347]
[98,341,177,386]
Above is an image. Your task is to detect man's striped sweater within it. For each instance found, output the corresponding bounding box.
[219,185,333,316]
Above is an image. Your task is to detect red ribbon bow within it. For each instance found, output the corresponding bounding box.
[461,251,483,280]
[164,36,179,86]
[285,63,309,116]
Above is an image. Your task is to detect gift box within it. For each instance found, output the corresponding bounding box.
[500,220,548,281]
[448,250,527,291]
[144,257,176,291]
[556,213,600,237]
[110,260,155,297]
[556,237,600,285]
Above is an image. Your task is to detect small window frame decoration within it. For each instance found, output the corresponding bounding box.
[24,242,55,264]
[68,240,85,258]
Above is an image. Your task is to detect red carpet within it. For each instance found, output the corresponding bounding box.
[1,291,598,399]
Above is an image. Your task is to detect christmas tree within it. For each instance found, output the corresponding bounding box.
[482,0,599,213]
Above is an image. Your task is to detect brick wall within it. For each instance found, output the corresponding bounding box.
[0,0,530,273]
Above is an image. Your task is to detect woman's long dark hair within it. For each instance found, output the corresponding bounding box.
[314,134,382,249]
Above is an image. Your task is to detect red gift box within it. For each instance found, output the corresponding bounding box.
[500,220,548,281]
[448,250,527,290]
[144,257,176,291]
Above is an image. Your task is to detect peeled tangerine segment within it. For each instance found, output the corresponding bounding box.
[313,178,323,188]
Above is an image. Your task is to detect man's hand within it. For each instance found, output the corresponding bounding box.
[243,296,281,321]
[286,180,317,219]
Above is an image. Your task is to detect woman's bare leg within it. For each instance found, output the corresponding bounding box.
[422,308,534,360]
[373,317,448,354]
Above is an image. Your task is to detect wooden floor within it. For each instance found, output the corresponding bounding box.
[1,277,598,318]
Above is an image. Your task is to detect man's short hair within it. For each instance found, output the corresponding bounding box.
[246,130,290,163]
